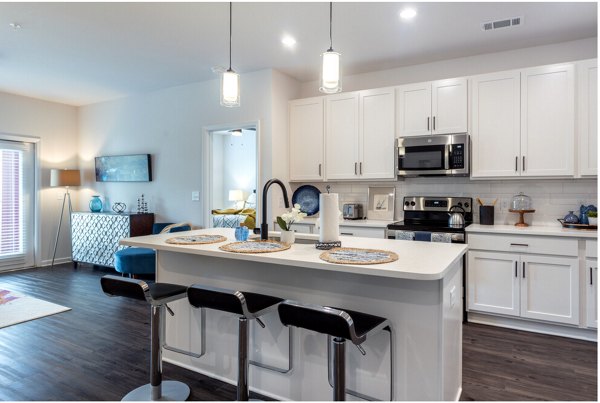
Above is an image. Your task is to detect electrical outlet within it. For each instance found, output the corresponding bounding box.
[191,191,200,201]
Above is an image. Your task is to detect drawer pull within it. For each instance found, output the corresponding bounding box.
[510,243,529,247]
[341,232,354,236]
[591,267,594,286]
[522,262,526,278]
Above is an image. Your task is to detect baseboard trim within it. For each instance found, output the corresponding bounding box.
[468,312,598,342]
[39,257,72,267]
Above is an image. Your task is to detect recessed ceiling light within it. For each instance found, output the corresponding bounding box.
[281,35,297,48]
[399,8,417,20]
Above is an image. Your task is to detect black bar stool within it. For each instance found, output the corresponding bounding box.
[187,284,284,401]
[101,275,195,401]
[278,300,394,401]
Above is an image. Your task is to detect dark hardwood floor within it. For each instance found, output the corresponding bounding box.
[0,264,597,401]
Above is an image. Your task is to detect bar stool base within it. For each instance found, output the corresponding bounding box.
[122,381,190,401]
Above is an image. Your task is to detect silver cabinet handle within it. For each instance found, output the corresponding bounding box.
[591,267,594,286]
[359,162,362,175]
[515,261,518,277]
[515,156,518,172]
[510,243,529,247]
[523,156,526,172]
[427,117,430,131]
[522,262,526,278]
[354,162,358,175]
[319,163,322,176]
[341,232,354,236]
[433,116,436,131]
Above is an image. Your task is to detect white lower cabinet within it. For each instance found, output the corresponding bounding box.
[468,238,580,326]
[339,225,385,239]
[586,259,597,329]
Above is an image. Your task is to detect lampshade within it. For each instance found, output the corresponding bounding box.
[320,50,341,93]
[50,169,81,187]
[228,189,244,202]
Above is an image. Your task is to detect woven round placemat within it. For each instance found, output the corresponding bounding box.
[165,235,227,245]
[219,240,291,253]
[319,247,398,265]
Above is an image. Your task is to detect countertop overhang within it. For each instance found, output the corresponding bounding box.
[467,223,598,238]
[120,228,467,280]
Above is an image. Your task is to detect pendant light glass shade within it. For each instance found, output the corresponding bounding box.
[320,49,341,93]
[221,69,240,107]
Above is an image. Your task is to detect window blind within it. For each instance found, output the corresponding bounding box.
[0,139,35,270]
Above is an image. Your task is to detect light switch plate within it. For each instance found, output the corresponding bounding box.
[191,191,200,201]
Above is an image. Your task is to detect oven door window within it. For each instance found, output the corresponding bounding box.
[400,145,446,170]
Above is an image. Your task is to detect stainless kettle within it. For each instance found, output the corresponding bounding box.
[448,205,466,228]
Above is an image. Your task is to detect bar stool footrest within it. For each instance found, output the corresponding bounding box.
[122,381,190,401]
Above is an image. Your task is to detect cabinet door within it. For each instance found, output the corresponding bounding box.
[432,78,468,135]
[520,255,579,325]
[467,251,520,316]
[471,71,521,178]
[521,64,575,177]
[586,259,598,329]
[325,92,360,180]
[577,60,597,177]
[359,87,396,179]
[397,82,431,137]
[289,98,324,181]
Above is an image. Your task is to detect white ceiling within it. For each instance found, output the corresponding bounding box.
[0,2,596,106]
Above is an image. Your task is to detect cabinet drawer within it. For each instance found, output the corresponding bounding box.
[586,240,598,258]
[467,233,578,257]
[339,226,384,239]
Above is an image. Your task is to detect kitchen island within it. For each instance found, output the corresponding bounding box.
[121,228,467,401]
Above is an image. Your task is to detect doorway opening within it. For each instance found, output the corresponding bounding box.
[203,123,259,229]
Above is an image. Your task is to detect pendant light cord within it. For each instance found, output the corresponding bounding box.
[229,2,232,71]
[329,2,333,51]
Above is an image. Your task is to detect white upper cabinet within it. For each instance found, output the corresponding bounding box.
[521,64,575,177]
[289,97,324,181]
[471,71,521,178]
[431,78,468,134]
[325,92,360,180]
[359,87,396,179]
[577,59,598,177]
[397,83,431,137]
[397,78,467,137]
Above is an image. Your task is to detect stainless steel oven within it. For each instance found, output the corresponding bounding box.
[397,133,469,177]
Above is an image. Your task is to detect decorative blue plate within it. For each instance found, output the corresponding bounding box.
[292,185,321,216]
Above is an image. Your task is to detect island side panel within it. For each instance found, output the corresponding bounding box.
[157,250,460,401]
[442,259,463,400]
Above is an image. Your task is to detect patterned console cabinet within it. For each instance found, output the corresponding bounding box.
[71,212,154,268]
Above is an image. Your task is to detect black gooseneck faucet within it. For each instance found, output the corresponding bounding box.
[261,179,290,240]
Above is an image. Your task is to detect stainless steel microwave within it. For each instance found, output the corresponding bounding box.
[397,133,470,177]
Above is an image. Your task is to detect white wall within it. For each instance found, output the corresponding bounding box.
[0,91,79,265]
[300,37,598,97]
[78,69,300,230]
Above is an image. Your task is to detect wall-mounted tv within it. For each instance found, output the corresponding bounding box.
[95,154,152,182]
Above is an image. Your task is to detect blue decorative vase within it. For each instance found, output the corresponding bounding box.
[89,195,103,213]
[579,205,597,225]
[564,211,579,224]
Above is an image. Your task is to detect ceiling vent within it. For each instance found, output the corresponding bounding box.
[482,16,523,31]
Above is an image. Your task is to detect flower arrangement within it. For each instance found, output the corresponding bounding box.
[277,204,307,231]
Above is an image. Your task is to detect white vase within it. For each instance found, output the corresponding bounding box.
[588,217,597,226]
[280,230,295,244]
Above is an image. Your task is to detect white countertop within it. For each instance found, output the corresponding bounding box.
[121,228,466,280]
[293,217,393,228]
[467,223,598,239]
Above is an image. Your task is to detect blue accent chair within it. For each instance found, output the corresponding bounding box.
[114,222,191,277]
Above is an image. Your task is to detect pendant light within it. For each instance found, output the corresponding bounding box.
[319,2,341,94]
[221,2,240,107]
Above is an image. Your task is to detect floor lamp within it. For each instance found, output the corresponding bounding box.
[50,169,81,268]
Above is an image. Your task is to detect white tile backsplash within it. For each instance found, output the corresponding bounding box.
[291,178,598,226]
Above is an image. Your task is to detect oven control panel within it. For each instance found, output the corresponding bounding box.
[450,144,465,169]
[403,196,472,212]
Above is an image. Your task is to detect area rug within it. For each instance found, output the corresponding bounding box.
[0,288,71,329]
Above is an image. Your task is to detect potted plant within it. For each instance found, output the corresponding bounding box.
[276,204,307,244]
[587,211,597,226]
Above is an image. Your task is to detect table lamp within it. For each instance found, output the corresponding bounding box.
[229,189,244,209]
[50,169,81,268]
